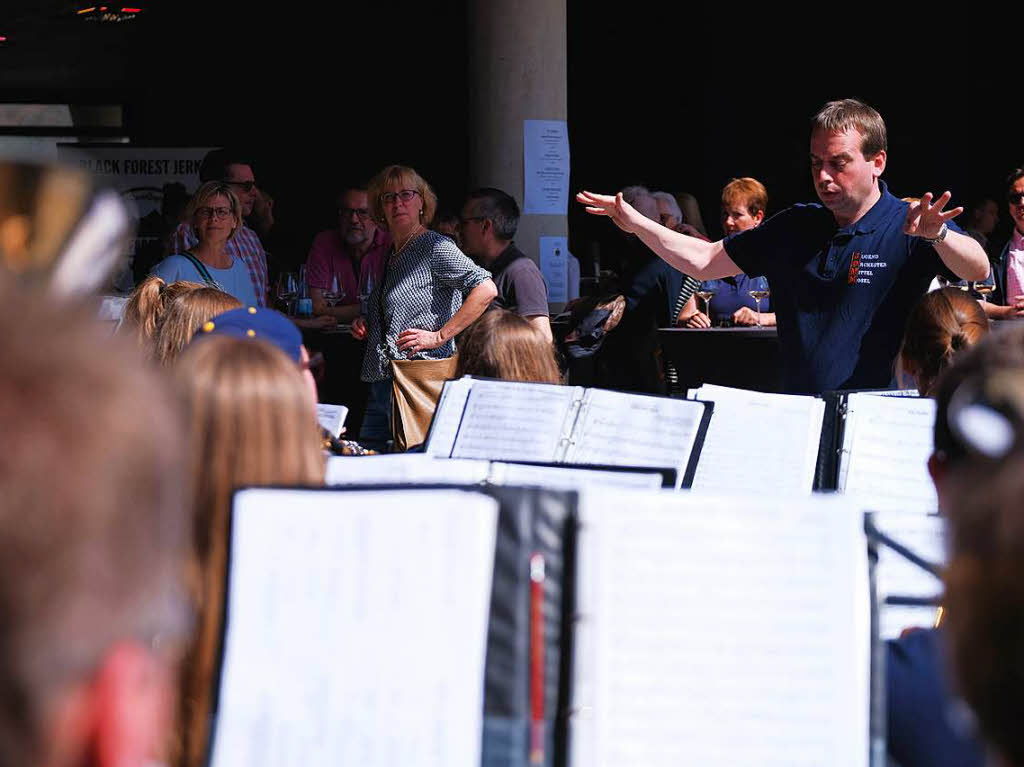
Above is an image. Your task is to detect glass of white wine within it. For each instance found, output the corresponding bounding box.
[748,276,770,327]
[973,275,995,303]
[695,280,719,323]
[322,274,345,308]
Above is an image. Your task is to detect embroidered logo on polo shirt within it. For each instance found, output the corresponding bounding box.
[851,253,888,285]
[848,252,862,284]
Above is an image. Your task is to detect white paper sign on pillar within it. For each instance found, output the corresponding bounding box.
[540,236,569,303]
[523,120,570,215]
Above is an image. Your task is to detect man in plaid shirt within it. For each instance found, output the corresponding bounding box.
[167,148,268,305]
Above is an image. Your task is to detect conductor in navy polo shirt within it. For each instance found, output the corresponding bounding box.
[578,99,990,394]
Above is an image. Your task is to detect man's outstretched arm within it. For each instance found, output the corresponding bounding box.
[577,191,741,280]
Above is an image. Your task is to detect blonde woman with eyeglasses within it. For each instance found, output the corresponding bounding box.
[351,164,497,450]
[151,181,261,306]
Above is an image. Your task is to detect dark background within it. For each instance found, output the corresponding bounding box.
[2,2,1018,268]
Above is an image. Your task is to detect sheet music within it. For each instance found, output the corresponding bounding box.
[840,394,937,513]
[572,490,869,767]
[425,378,475,457]
[210,488,498,767]
[868,389,920,397]
[325,454,491,486]
[489,462,664,490]
[566,390,705,484]
[871,511,946,639]
[450,380,579,462]
[315,403,349,438]
[688,384,825,494]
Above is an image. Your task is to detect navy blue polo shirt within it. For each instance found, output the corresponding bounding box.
[724,181,960,393]
[706,273,772,325]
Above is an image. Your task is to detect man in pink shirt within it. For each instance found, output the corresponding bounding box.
[991,168,1024,320]
[306,186,391,322]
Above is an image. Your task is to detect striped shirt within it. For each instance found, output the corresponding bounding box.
[169,223,268,306]
[361,230,491,382]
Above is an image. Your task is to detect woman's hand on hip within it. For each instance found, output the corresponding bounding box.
[397,327,443,354]
[351,316,368,340]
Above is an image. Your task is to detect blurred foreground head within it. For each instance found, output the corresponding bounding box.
[931,325,1024,766]
[0,283,190,767]
[0,159,132,297]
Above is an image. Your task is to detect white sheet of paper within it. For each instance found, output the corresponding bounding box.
[523,119,570,215]
[572,490,869,767]
[839,394,938,513]
[425,378,475,457]
[539,236,569,303]
[567,252,580,301]
[451,380,578,462]
[489,462,663,490]
[689,384,824,495]
[567,389,706,487]
[871,511,945,639]
[210,488,498,767]
[325,454,491,486]
[98,294,128,321]
[315,403,349,438]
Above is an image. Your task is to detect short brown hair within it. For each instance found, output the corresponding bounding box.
[721,177,768,217]
[0,286,190,766]
[154,287,241,366]
[120,276,206,354]
[185,181,243,242]
[811,98,887,159]
[174,336,324,767]
[898,288,989,396]
[936,341,1024,764]
[367,164,438,229]
[455,309,561,384]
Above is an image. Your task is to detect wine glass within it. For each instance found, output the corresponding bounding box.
[276,272,298,314]
[972,273,995,303]
[359,270,375,316]
[695,280,718,323]
[321,274,346,308]
[747,276,770,327]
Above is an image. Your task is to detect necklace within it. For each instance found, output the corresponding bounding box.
[392,225,424,258]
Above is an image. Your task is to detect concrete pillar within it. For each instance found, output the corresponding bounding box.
[466,0,568,301]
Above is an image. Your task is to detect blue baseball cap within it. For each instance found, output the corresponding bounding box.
[195,306,303,363]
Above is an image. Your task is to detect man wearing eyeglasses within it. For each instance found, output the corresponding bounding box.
[459,187,551,341]
[168,148,269,306]
[306,186,391,323]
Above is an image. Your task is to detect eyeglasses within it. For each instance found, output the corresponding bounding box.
[381,189,420,205]
[340,207,371,220]
[195,206,233,220]
[1008,192,1024,205]
[223,180,256,193]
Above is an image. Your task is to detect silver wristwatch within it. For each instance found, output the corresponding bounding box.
[922,222,948,244]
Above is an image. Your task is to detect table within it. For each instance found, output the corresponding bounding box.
[300,326,369,438]
[658,326,782,393]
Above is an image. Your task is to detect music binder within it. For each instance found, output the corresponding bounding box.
[820,391,938,513]
[325,454,674,489]
[424,377,713,488]
[210,484,579,767]
[210,485,894,767]
[567,489,880,767]
[686,383,826,494]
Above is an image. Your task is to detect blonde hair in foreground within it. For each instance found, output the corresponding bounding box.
[120,276,205,353]
[154,287,241,366]
[455,309,561,384]
[173,336,324,767]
